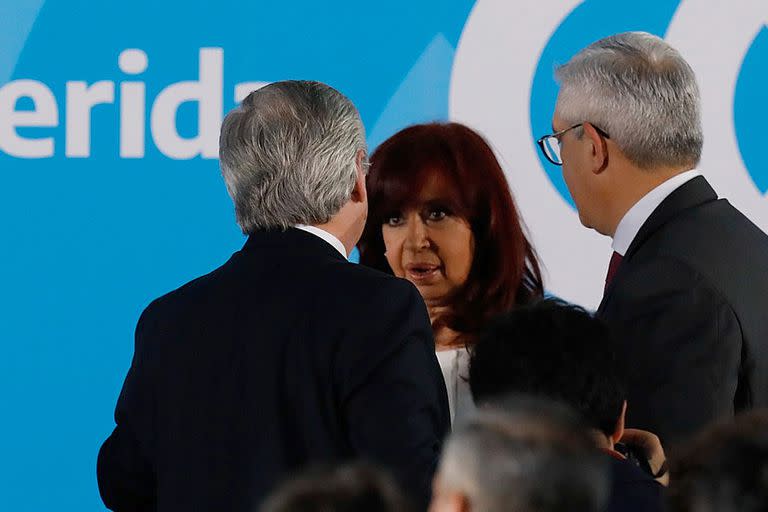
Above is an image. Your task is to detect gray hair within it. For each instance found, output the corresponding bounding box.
[555,31,703,169]
[438,398,609,512]
[219,80,367,233]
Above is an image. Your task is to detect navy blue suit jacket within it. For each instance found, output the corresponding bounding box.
[97,228,450,511]
[599,176,768,444]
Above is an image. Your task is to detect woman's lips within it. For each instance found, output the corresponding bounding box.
[405,264,440,283]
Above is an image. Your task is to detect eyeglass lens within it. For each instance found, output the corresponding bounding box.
[544,137,562,164]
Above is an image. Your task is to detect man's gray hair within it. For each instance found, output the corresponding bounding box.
[219,80,367,233]
[438,398,609,512]
[555,31,703,169]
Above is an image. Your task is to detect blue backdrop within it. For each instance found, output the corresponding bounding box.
[1,1,765,510]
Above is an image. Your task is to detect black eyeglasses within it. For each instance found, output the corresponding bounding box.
[537,123,610,166]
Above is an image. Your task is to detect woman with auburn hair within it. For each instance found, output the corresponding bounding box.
[359,122,543,423]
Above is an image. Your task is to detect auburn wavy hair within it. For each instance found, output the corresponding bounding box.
[359,122,543,341]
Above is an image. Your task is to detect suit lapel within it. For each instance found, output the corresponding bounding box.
[597,176,718,313]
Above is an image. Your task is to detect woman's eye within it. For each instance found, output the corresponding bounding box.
[385,215,404,227]
[427,209,447,221]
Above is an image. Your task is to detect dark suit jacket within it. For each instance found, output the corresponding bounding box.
[605,455,665,512]
[598,176,768,444]
[97,228,450,512]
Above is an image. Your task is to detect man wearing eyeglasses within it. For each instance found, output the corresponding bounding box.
[537,31,768,445]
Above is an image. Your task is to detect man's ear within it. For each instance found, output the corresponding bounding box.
[350,148,367,204]
[611,400,628,445]
[582,122,609,174]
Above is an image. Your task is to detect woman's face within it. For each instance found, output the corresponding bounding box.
[381,174,475,305]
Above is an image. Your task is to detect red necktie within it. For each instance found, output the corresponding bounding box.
[605,251,623,291]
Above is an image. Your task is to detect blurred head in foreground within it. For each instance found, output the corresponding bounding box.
[670,410,768,512]
[429,396,609,512]
[260,463,410,512]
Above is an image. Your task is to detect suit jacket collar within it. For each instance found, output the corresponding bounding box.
[623,176,717,261]
[598,176,718,312]
[612,170,700,256]
[241,227,348,263]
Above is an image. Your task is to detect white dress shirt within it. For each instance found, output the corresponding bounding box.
[435,348,477,425]
[612,170,701,256]
[295,224,348,259]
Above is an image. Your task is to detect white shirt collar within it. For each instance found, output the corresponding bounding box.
[295,225,348,259]
[612,169,702,256]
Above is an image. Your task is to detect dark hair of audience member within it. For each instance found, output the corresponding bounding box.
[259,463,411,512]
[358,122,543,338]
[469,298,626,437]
[669,410,768,512]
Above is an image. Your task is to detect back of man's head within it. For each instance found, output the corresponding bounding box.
[219,80,366,234]
[432,397,609,512]
[259,463,410,512]
[670,410,768,512]
[469,298,626,438]
[555,31,702,170]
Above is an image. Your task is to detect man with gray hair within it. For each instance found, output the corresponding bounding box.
[537,32,768,444]
[429,397,610,512]
[97,81,450,512]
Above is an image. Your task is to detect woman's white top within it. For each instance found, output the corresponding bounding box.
[435,348,477,425]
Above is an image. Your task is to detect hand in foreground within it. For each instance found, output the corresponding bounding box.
[620,428,669,486]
